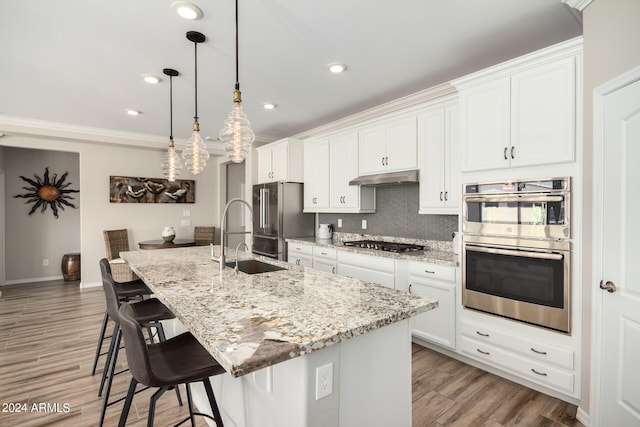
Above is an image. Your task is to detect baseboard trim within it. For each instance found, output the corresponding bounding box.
[3,275,64,285]
[80,281,101,289]
[576,407,590,426]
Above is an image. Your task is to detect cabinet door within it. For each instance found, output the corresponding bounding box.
[358,125,386,175]
[418,109,446,211]
[270,142,289,181]
[257,148,272,184]
[313,259,336,274]
[510,57,575,167]
[303,139,330,211]
[386,115,418,172]
[459,77,511,172]
[330,132,358,208]
[410,279,456,350]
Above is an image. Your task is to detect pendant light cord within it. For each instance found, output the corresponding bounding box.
[235,0,240,91]
[169,75,174,140]
[194,40,199,122]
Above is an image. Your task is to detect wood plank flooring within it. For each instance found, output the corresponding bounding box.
[0,280,583,427]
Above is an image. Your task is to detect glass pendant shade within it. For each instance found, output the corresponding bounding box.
[162,139,182,182]
[183,121,210,174]
[220,92,255,163]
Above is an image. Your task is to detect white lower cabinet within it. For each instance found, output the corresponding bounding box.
[313,246,336,274]
[337,250,395,288]
[407,261,456,350]
[287,242,313,268]
[460,320,575,394]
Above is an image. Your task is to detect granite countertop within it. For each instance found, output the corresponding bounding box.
[286,235,460,267]
[121,246,437,378]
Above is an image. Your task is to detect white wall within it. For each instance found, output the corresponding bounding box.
[0,134,220,287]
[4,147,80,282]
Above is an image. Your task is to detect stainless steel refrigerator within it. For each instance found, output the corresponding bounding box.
[252,182,315,260]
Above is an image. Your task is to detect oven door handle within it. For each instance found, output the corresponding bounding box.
[466,244,564,261]
[465,195,564,203]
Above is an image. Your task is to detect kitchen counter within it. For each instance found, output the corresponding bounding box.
[286,236,459,266]
[121,245,437,378]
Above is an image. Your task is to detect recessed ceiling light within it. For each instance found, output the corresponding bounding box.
[142,74,162,84]
[262,102,277,110]
[172,1,203,20]
[327,63,347,73]
[124,108,141,116]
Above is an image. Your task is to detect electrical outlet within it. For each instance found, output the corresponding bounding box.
[337,218,342,228]
[361,219,367,230]
[183,209,191,217]
[181,219,191,226]
[42,259,49,267]
[315,363,333,400]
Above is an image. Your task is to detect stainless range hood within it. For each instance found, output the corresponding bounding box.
[349,169,419,186]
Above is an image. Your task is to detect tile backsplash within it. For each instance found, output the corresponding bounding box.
[318,184,458,241]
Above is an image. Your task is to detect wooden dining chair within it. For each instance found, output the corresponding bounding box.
[103,229,138,282]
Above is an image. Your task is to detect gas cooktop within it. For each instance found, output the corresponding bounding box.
[342,240,425,253]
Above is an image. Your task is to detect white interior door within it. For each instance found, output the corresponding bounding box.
[593,67,640,426]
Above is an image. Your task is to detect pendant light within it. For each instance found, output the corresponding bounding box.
[161,68,183,182]
[182,31,210,175]
[219,0,255,163]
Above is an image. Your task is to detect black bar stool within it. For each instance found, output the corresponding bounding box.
[98,268,177,427]
[91,258,153,376]
[117,302,226,427]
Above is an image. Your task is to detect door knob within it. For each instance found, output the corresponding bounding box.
[599,280,617,293]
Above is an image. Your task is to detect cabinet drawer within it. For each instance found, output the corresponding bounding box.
[408,261,455,283]
[338,250,395,273]
[288,243,313,256]
[460,336,574,394]
[461,321,574,370]
[313,246,336,260]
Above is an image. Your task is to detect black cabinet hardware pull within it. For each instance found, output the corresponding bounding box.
[476,331,489,337]
[531,368,548,377]
[424,270,435,274]
[504,147,508,160]
[440,192,443,201]
[511,146,515,159]
[477,349,490,355]
[530,348,547,355]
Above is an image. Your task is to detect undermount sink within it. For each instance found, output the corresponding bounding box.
[225,259,287,275]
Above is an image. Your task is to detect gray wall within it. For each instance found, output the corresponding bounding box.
[319,184,457,241]
[4,147,81,281]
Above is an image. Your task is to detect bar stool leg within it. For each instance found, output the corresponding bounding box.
[117,378,138,427]
[147,387,168,427]
[203,378,224,427]
[98,322,119,397]
[98,326,121,427]
[91,312,110,375]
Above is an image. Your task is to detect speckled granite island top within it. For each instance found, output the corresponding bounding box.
[121,246,437,378]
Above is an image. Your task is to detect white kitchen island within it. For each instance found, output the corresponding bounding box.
[121,246,437,427]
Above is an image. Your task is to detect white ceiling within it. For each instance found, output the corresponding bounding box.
[0,1,581,146]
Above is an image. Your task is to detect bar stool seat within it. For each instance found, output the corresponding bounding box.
[118,303,225,427]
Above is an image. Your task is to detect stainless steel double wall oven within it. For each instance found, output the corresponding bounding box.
[462,177,572,333]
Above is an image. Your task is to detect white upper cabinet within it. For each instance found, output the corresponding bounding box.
[303,138,330,211]
[330,131,375,212]
[418,98,459,214]
[303,131,375,213]
[358,114,418,175]
[454,39,581,172]
[257,138,304,183]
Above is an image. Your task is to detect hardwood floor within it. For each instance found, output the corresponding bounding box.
[0,280,584,427]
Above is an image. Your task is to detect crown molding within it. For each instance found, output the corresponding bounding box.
[293,82,457,140]
[0,114,226,155]
[562,0,594,12]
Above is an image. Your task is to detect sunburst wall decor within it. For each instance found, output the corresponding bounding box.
[14,167,79,218]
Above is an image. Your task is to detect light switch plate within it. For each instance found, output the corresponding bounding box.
[181,219,191,226]
[361,219,367,230]
[337,218,342,228]
[183,210,191,217]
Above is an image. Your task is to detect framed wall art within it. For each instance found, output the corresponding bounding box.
[109,176,195,203]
